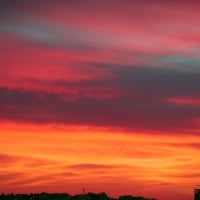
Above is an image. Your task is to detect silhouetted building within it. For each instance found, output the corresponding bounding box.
[194,189,200,200]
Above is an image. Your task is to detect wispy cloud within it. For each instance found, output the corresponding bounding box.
[1,1,200,199]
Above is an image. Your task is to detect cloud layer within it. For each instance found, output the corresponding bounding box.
[1,1,200,200]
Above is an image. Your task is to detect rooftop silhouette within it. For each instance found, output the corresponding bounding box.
[194,189,200,200]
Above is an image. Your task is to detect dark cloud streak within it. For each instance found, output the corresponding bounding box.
[0,65,200,133]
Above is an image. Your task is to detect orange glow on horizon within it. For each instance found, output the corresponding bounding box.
[0,121,199,200]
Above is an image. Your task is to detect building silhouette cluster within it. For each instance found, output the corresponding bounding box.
[194,189,200,200]
[0,192,156,200]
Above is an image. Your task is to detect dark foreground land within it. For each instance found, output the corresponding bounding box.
[0,192,156,200]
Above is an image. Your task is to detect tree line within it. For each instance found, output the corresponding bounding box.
[0,192,157,200]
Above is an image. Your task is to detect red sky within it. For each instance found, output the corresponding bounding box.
[0,1,200,200]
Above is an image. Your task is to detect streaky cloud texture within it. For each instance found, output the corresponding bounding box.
[0,1,200,200]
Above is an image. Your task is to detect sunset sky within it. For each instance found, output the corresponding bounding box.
[0,1,200,200]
